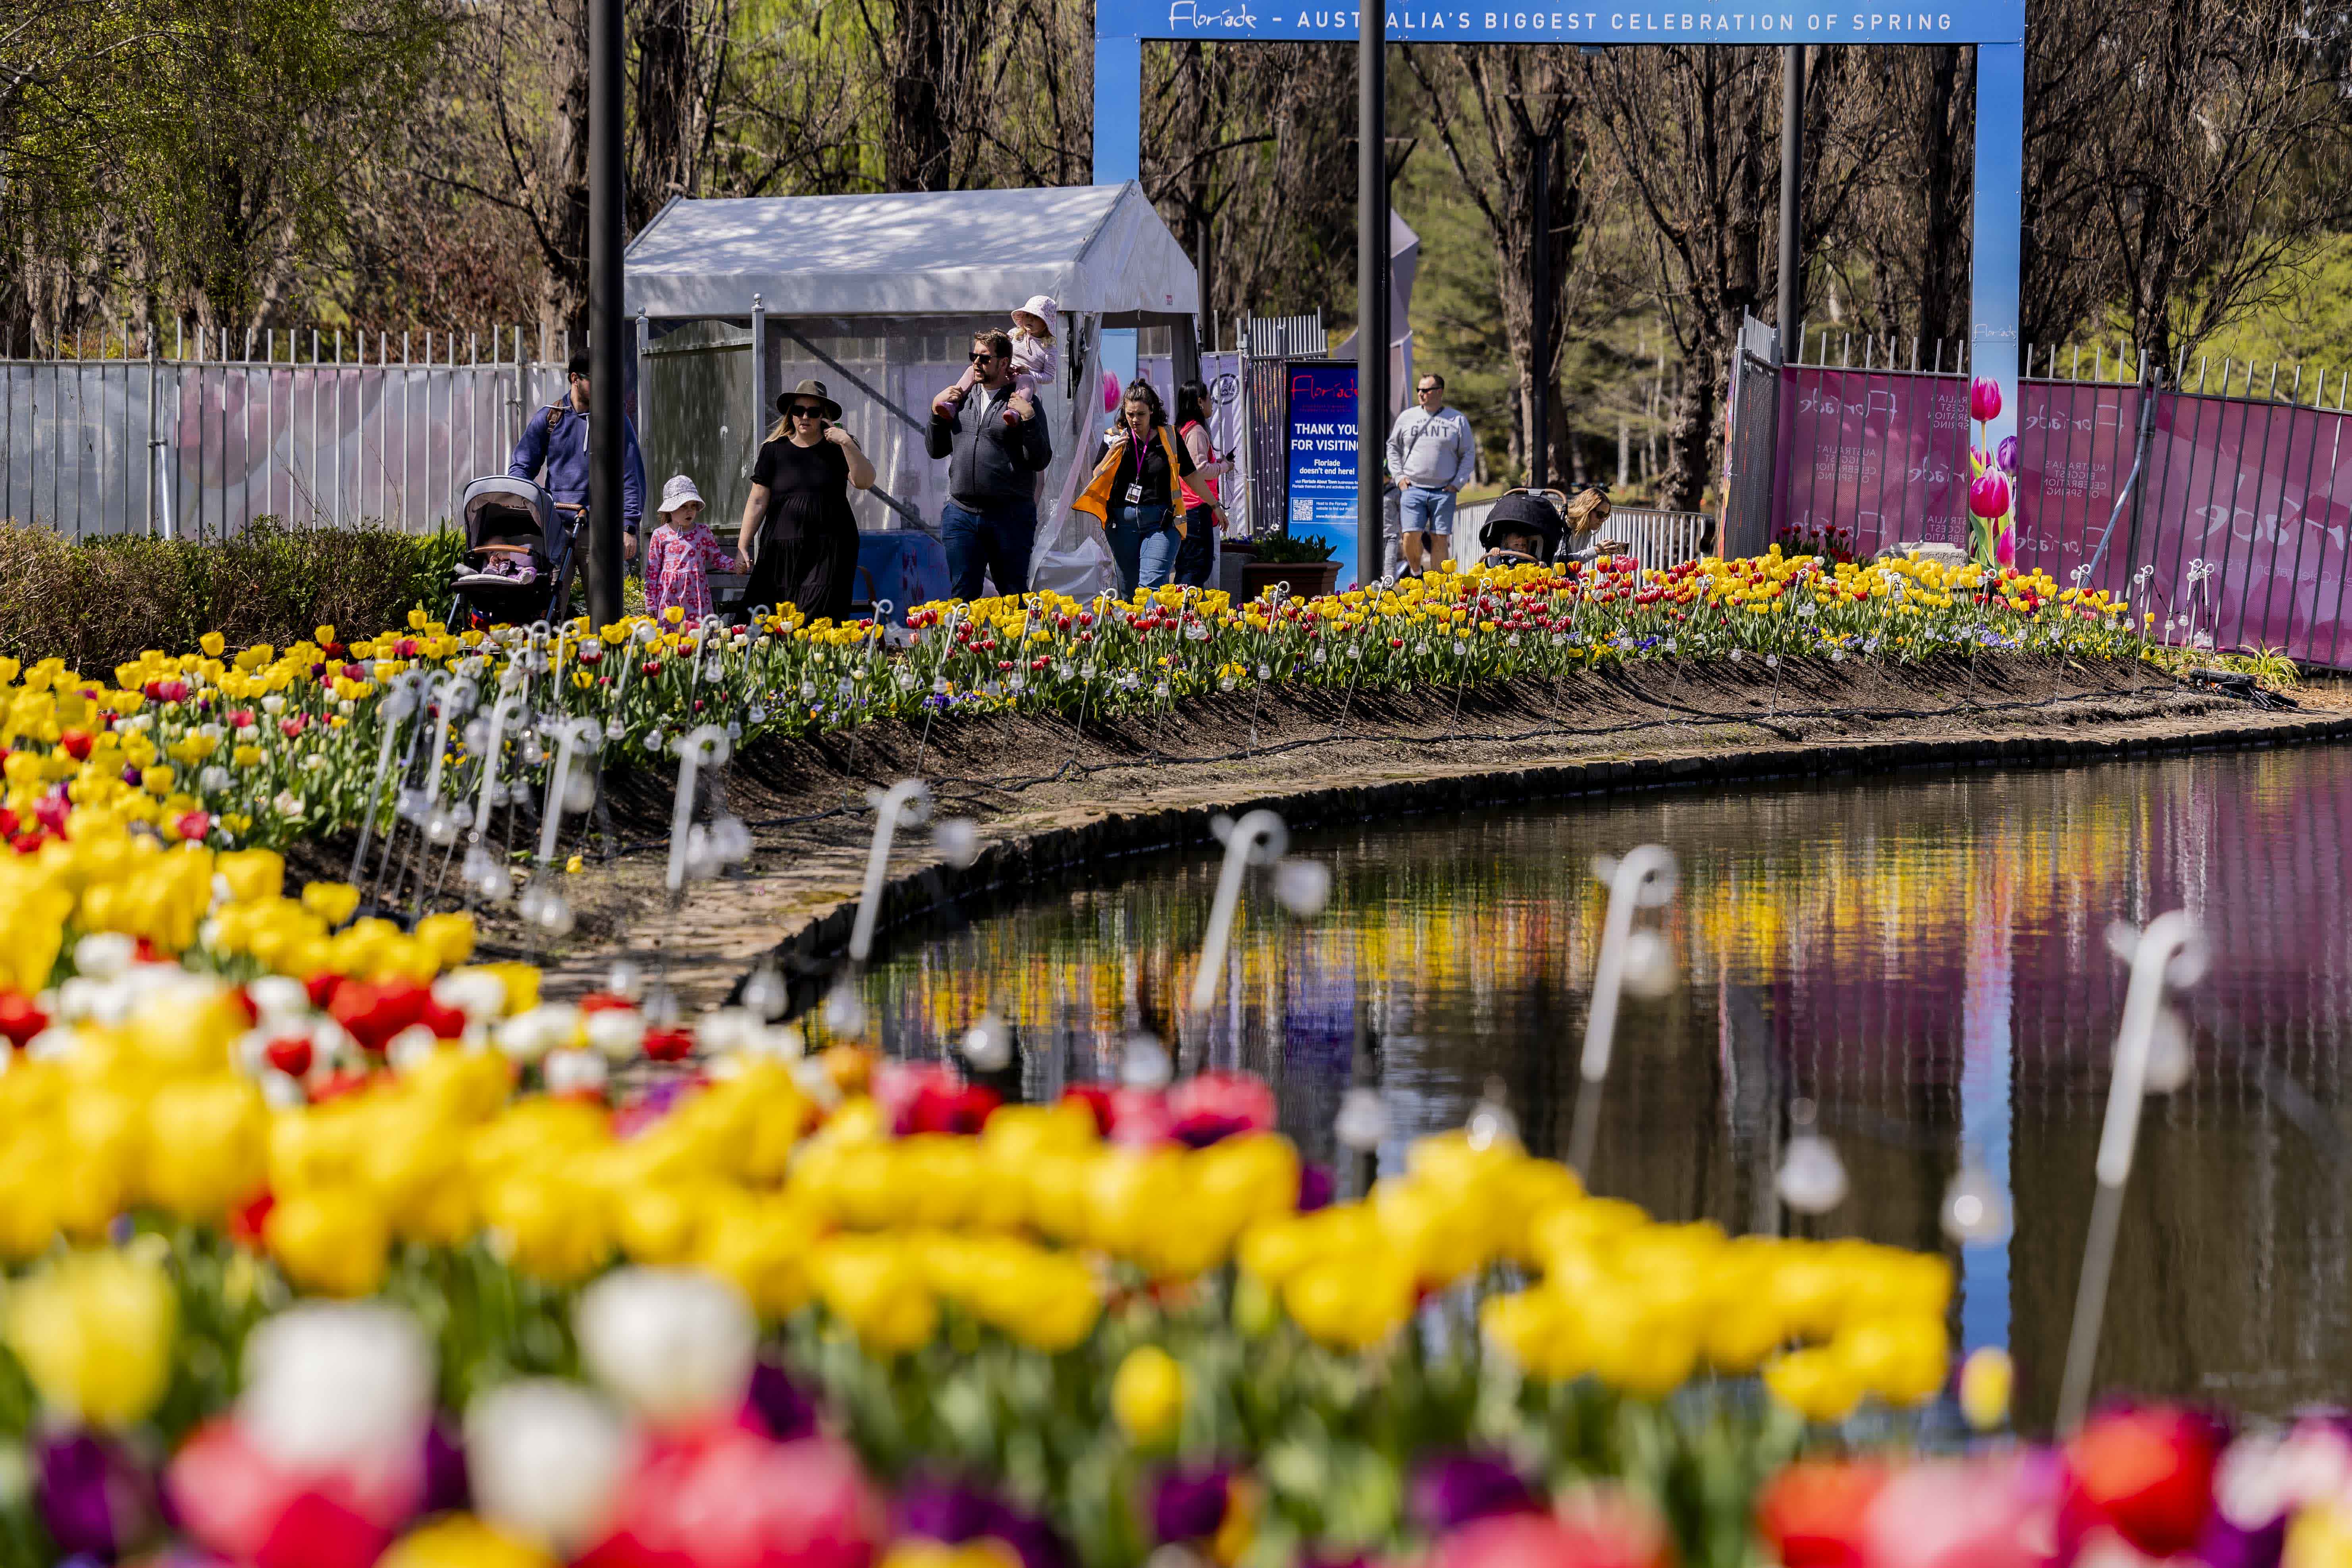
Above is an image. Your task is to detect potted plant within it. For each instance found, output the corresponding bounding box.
[1241,531,1340,601]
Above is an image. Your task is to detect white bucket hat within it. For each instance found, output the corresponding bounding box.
[1015,295,1060,339]
[657,474,705,516]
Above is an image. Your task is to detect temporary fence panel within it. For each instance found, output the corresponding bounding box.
[1720,315,1781,559]
[1608,507,1715,568]
[0,329,561,538]
[642,322,758,542]
[1769,335,2352,667]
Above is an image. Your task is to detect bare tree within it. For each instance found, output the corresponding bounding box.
[1404,44,1583,485]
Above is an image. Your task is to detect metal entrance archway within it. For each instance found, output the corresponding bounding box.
[1088,4,2026,582]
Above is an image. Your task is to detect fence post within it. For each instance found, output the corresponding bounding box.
[146,328,160,539]
[748,295,766,483]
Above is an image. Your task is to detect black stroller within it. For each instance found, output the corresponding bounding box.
[449,475,582,627]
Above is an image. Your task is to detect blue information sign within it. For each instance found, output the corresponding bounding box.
[1283,361,1362,587]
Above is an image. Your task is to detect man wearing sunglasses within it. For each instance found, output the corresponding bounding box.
[1385,373,1476,576]
[928,330,1053,599]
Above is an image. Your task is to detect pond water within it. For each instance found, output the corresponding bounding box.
[857,745,2352,1429]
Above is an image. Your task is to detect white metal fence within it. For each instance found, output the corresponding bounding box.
[0,326,568,539]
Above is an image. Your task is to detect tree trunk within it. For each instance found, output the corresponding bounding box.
[541,0,591,333]
[632,0,699,227]
[1663,344,1715,512]
[888,0,954,190]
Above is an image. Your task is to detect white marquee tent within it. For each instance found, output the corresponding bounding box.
[623,184,1198,599]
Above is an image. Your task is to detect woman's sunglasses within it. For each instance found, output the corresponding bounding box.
[788,404,825,418]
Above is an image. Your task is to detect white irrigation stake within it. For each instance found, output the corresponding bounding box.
[462,683,528,904]
[348,672,428,884]
[2057,909,2205,1433]
[1568,844,1678,1175]
[1188,809,1287,1014]
[848,778,931,964]
[664,724,732,898]
[518,716,602,950]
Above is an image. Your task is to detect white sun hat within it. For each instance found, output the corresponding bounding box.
[657,474,705,516]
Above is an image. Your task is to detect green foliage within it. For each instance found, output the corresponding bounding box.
[1253,532,1338,564]
[0,520,460,670]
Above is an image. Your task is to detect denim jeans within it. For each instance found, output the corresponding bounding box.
[941,497,1038,599]
[1105,503,1175,595]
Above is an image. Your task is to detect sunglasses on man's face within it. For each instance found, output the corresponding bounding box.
[971,351,1004,364]
[1418,384,1441,395]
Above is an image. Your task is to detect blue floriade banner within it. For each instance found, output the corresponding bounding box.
[1284,361,1363,587]
[1095,0,2023,40]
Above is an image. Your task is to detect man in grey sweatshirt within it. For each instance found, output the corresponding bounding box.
[1385,374,1477,575]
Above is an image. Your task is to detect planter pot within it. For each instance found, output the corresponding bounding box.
[1241,559,1339,602]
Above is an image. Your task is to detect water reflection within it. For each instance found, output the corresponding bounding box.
[860,747,2352,1428]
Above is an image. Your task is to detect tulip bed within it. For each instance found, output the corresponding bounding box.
[0,550,2141,860]
[0,876,2307,1568]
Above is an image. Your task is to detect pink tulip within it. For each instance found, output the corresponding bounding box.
[1859,1455,2058,1568]
[1969,472,2011,520]
[1994,526,2017,569]
[1970,377,2003,423]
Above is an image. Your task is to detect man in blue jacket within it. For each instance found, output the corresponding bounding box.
[509,349,647,560]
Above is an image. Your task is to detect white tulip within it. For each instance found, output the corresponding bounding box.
[574,1268,755,1430]
[465,1380,634,1556]
[584,1008,645,1062]
[431,970,509,1024]
[239,1304,434,1471]
[71,934,135,980]
[246,975,309,1024]
[497,1005,578,1063]
[542,1048,609,1096]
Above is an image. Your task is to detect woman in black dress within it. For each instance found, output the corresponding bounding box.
[736,378,875,622]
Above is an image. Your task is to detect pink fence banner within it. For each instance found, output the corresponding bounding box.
[1774,365,2352,668]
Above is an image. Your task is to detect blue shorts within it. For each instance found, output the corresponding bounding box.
[1399,484,1457,536]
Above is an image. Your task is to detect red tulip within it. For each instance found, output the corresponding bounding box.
[2062,1406,2223,1560]
[0,991,48,1048]
[1758,1461,1891,1568]
[642,1029,695,1063]
[265,1035,314,1079]
[327,979,433,1054]
[175,811,212,844]
[1167,1071,1277,1147]
[59,729,94,761]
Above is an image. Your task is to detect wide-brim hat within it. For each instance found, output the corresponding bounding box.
[777,379,842,421]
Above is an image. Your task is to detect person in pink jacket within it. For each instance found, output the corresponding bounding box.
[644,474,742,623]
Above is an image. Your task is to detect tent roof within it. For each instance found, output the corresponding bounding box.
[623,183,1197,322]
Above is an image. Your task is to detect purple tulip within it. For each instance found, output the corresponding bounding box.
[1296,1163,1335,1213]
[1152,1465,1234,1543]
[421,1417,470,1515]
[1969,472,2011,521]
[897,1477,1071,1568]
[747,1360,819,1442]
[35,1431,160,1560]
[1970,376,2003,423]
[1409,1454,1542,1534]
[1997,435,2019,473]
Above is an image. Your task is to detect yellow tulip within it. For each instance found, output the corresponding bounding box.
[3,1247,177,1427]
[1832,1314,1948,1407]
[214,848,286,903]
[697,1199,820,1318]
[1111,1345,1185,1445]
[1283,1250,1414,1350]
[268,1187,392,1297]
[379,1516,559,1568]
[1480,1288,1585,1382]
[1957,1346,2012,1431]
[482,1168,611,1285]
[1762,1346,1863,1424]
[146,1075,268,1220]
[2285,1503,2352,1568]
[811,1235,938,1354]
[301,880,362,928]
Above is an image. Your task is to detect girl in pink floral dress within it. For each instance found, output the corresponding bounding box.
[645,474,739,623]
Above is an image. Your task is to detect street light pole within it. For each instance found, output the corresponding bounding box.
[586,0,626,628]
[1776,44,1805,358]
[1356,0,1388,586]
